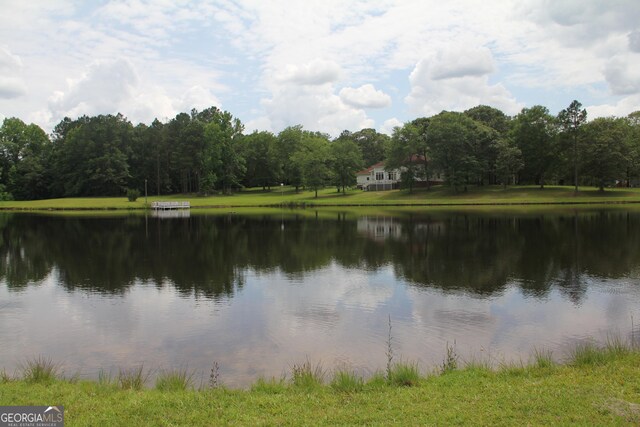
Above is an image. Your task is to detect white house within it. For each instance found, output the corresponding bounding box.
[356,160,443,191]
[356,162,400,191]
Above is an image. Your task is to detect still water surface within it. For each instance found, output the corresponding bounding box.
[1,209,639,387]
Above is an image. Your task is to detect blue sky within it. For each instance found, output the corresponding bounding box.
[0,0,639,136]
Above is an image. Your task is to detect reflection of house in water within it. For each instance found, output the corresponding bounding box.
[151,209,191,219]
[357,216,446,242]
[357,216,402,241]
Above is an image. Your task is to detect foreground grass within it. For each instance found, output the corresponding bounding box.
[2,350,639,425]
[2,185,640,210]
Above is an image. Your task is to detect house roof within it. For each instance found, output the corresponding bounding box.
[356,156,426,175]
[356,161,385,175]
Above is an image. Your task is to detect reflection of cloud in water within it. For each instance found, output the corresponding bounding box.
[3,212,640,386]
[290,305,340,330]
[403,281,640,367]
[433,309,496,328]
[2,262,640,387]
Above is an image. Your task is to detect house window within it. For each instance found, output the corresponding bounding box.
[388,172,397,181]
[375,172,384,180]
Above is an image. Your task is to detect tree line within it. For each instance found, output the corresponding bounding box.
[4,211,640,302]
[1,101,639,200]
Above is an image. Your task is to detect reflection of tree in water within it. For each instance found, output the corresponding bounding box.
[381,214,525,295]
[1,210,640,303]
[0,214,55,289]
[382,210,640,301]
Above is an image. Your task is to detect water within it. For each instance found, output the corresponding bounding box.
[1,209,639,387]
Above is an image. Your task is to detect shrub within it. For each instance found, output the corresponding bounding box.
[291,360,324,389]
[388,362,421,387]
[126,188,140,202]
[0,369,12,383]
[21,356,60,384]
[251,377,287,394]
[366,371,388,389]
[441,341,459,374]
[331,370,364,393]
[0,185,13,201]
[117,366,149,390]
[532,348,555,369]
[569,341,608,366]
[155,369,194,391]
[98,369,115,387]
[605,335,632,357]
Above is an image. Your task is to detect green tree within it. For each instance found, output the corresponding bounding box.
[338,128,388,167]
[582,117,628,191]
[166,112,204,193]
[274,126,304,191]
[558,100,587,192]
[495,139,523,188]
[385,122,424,193]
[409,117,433,189]
[148,119,167,195]
[464,105,510,185]
[0,118,51,200]
[625,111,640,186]
[291,134,332,198]
[330,136,363,193]
[512,106,558,188]
[428,112,485,192]
[202,110,245,194]
[239,131,278,190]
[464,105,511,134]
[50,114,132,196]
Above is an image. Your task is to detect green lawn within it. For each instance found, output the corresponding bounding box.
[2,185,640,210]
[2,351,639,425]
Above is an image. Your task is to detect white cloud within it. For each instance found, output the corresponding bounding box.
[0,77,27,99]
[380,117,403,135]
[263,83,373,136]
[429,46,495,80]
[175,85,222,113]
[48,58,138,118]
[277,59,342,86]
[0,47,23,72]
[405,51,522,117]
[244,116,273,134]
[0,47,26,99]
[95,0,215,42]
[339,84,391,109]
[604,55,640,95]
[519,1,640,47]
[45,58,222,126]
[587,95,640,119]
[630,31,640,53]
[1,1,639,133]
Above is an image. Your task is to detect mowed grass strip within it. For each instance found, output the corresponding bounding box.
[2,185,640,210]
[1,352,639,425]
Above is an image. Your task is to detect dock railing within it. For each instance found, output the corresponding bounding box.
[150,201,190,210]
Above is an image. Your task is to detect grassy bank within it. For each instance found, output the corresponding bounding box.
[2,185,640,211]
[2,343,640,425]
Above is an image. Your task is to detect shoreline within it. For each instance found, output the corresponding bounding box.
[2,199,640,212]
[2,342,639,425]
[2,185,640,211]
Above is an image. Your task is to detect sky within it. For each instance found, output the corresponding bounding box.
[0,0,639,137]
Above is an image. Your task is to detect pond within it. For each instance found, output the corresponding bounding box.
[1,208,639,387]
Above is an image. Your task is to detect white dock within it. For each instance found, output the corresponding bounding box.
[151,201,191,210]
